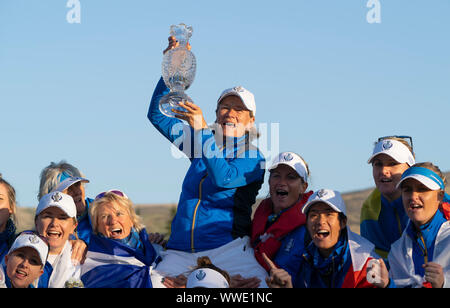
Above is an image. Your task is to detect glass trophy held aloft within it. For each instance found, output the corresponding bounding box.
[159,23,197,118]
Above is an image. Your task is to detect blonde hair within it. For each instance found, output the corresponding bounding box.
[0,177,17,224]
[90,192,144,234]
[38,161,85,201]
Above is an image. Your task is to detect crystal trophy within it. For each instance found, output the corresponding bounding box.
[160,23,197,117]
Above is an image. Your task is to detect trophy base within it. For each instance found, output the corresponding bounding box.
[159,91,193,118]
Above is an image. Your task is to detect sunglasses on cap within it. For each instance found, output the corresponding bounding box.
[378,135,414,154]
[95,189,129,200]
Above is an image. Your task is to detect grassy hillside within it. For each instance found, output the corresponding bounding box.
[15,172,450,236]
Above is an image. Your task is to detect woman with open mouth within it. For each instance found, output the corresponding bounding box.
[81,190,164,288]
[267,189,394,288]
[387,162,450,288]
[361,136,416,259]
[34,191,82,288]
[251,152,313,273]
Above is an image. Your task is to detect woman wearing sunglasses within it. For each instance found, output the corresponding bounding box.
[147,37,267,285]
[384,163,450,288]
[80,190,164,288]
[360,136,416,259]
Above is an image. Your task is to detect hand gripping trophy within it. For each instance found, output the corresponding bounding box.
[159,23,197,117]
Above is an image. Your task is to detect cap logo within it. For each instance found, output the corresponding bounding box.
[283,153,293,161]
[317,189,327,198]
[382,140,393,150]
[29,234,39,244]
[51,192,63,202]
[233,86,244,93]
[196,270,206,281]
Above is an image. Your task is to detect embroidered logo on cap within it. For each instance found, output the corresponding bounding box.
[283,153,293,161]
[233,86,244,93]
[317,189,327,198]
[51,192,63,202]
[196,270,206,281]
[28,234,39,244]
[382,140,393,150]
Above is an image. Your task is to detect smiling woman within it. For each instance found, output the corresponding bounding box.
[80,190,165,288]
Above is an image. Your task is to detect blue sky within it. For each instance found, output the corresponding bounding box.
[1,0,449,207]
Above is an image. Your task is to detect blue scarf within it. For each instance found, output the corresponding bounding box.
[99,228,144,253]
[300,230,351,288]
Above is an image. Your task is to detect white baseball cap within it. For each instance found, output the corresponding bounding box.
[368,139,415,166]
[36,191,77,218]
[217,86,256,115]
[186,268,229,288]
[269,152,309,182]
[8,232,49,266]
[52,175,89,193]
[302,189,346,216]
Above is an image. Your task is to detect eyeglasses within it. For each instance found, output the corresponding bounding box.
[378,135,414,154]
[95,189,129,200]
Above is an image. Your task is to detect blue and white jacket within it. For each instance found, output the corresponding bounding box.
[148,77,265,252]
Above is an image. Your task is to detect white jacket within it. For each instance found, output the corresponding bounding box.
[388,221,450,288]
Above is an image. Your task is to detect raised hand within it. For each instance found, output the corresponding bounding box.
[262,253,293,288]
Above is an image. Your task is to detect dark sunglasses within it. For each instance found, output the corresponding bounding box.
[95,189,129,200]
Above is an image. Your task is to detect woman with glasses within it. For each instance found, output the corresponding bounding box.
[147,36,267,286]
[34,191,83,288]
[383,163,450,288]
[80,190,164,288]
[0,176,18,264]
[360,136,416,259]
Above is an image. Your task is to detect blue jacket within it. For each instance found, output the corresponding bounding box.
[148,77,265,252]
[0,219,16,264]
[76,198,94,244]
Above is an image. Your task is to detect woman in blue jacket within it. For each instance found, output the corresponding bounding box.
[148,36,267,286]
[0,176,17,264]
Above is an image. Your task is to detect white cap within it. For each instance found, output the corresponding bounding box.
[186,268,229,288]
[302,189,346,216]
[52,176,89,193]
[8,232,49,266]
[217,86,256,115]
[269,152,309,182]
[36,191,77,218]
[368,139,415,166]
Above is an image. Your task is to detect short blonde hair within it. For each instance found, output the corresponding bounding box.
[90,192,144,234]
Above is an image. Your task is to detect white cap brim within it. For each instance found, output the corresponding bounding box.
[36,192,77,218]
[302,189,346,216]
[368,139,415,166]
[53,177,89,193]
[186,268,229,288]
[269,152,308,182]
[217,86,256,115]
[396,174,442,191]
[8,233,48,265]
